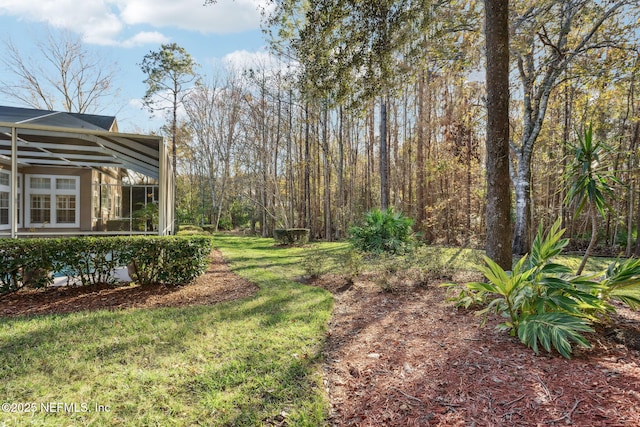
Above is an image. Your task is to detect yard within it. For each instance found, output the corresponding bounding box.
[1,234,640,426]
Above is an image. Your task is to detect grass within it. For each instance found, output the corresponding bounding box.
[0,234,620,426]
[0,234,345,427]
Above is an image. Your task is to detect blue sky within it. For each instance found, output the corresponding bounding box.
[0,0,272,133]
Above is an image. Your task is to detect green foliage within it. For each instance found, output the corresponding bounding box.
[453,219,605,358]
[0,235,332,426]
[565,124,618,219]
[229,199,252,228]
[564,123,621,273]
[301,249,327,279]
[57,237,131,286]
[126,236,213,286]
[274,228,310,246]
[0,236,213,293]
[340,249,364,284]
[202,224,216,233]
[0,238,56,292]
[600,258,640,310]
[139,43,198,112]
[179,224,204,232]
[517,313,594,359]
[217,215,233,231]
[349,208,415,254]
[177,224,211,236]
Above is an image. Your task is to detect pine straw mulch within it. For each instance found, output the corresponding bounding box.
[312,271,640,427]
[3,255,640,426]
[0,249,259,318]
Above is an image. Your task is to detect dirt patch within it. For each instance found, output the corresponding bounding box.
[0,249,259,318]
[315,274,640,427]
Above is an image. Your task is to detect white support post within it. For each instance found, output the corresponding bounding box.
[10,127,18,238]
[158,138,166,235]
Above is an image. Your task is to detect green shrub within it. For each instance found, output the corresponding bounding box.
[179,224,204,232]
[0,236,213,293]
[57,237,131,286]
[202,224,216,233]
[123,236,213,286]
[302,249,327,279]
[274,228,310,246]
[340,249,364,285]
[448,219,640,358]
[349,208,414,254]
[217,216,233,231]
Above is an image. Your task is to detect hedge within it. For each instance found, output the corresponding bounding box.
[0,236,213,294]
[273,228,310,246]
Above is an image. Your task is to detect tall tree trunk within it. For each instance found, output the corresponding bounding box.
[337,106,345,240]
[512,149,533,254]
[322,105,332,241]
[577,203,598,275]
[304,103,312,232]
[380,95,389,210]
[484,0,512,269]
[416,72,426,230]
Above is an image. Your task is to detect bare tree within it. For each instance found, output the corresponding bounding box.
[183,70,244,230]
[0,29,119,114]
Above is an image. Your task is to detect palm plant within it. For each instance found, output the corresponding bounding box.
[564,124,619,274]
[348,207,414,254]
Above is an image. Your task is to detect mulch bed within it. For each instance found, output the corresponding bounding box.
[314,273,640,426]
[3,254,640,426]
[0,249,258,317]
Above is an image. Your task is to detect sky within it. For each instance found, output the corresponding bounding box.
[0,0,273,133]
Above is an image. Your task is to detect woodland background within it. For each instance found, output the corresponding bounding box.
[3,1,639,256]
[173,0,640,257]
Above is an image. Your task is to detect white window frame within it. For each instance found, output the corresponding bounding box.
[0,171,22,230]
[25,174,80,228]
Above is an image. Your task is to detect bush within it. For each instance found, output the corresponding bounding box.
[340,249,364,285]
[349,208,414,254]
[202,224,216,233]
[0,236,213,293]
[179,224,204,232]
[217,216,233,231]
[449,219,640,358]
[302,249,327,279]
[126,236,213,286]
[274,228,310,246]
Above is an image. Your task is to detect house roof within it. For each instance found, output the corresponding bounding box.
[0,105,165,179]
[0,105,118,131]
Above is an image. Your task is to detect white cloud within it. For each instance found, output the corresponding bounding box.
[120,0,269,34]
[0,0,268,46]
[222,50,281,72]
[121,31,170,48]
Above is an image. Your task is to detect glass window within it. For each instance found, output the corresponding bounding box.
[30,195,51,223]
[30,177,51,189]
[0,192,8,225]
[56,195,76,224]
[0,173,21,229]
[26,174,79,227]
[56,178,76,190]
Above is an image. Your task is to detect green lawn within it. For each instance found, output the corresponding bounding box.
[0,234,617,426]
[0,235,344,427]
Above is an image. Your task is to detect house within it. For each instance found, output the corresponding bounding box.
[0,105,174,237]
